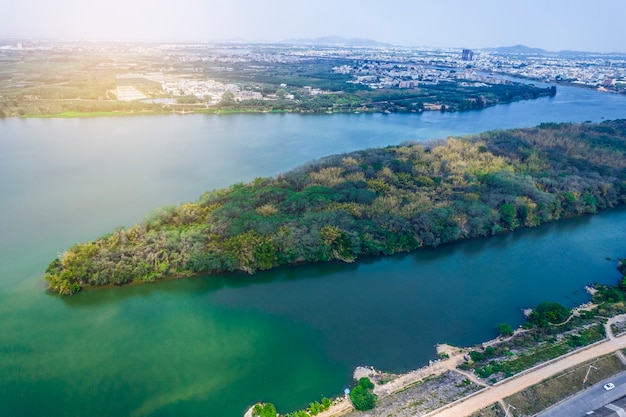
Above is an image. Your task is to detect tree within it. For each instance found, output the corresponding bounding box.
[176,94,200,104]
[500,203,517,228]
[252,402,276,417]
[527,302,570,327]
[350,378,377,411]
[497,323,514,337]
[220,91,235,105]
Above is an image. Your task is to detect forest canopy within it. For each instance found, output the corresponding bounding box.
[45,120,626,295]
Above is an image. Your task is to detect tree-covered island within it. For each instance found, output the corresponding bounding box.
[45,120,626,295]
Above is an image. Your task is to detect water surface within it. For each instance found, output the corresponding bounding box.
[1,84,626,416]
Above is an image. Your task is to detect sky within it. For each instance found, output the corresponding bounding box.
[1,0,625,52]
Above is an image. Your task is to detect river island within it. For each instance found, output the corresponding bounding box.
[45,120,626,294]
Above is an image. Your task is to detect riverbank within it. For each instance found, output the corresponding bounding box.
[270,307,626,417]
[5,81,555,119]
[9,97,527,119]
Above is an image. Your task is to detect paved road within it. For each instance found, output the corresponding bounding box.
[427,315,626,417]
[536,370,626,417]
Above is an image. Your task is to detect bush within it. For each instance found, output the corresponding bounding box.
[350,378,377,410]
[528,302,570,327]
[594,286,625,303]
[252,403,276,417]
[497,323,514,337]
[357,377,374,390]
[350,386,376,411]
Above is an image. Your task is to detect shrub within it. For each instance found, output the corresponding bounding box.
[528,302,570,327]
[497,323,515,337]
[350,378,377,410]
[252,403,276,417]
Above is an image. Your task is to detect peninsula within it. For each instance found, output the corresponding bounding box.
[45,120,626,294]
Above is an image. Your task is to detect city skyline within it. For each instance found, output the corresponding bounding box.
[2,0,625,53]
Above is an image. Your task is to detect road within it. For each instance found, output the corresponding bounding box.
[536,370,626,417]
[427,315,626,417]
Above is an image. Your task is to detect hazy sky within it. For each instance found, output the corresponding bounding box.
[2,0,624,52]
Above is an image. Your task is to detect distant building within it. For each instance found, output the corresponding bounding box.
[603,77,617,87]
[462,49,474,61]
[399,80,418,88]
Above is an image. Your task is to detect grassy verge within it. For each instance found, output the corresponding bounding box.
[469,403,506,417]
[23,110,174,118]
[461,321,606,382]
[503,353,626,415]
[29,111,137,118]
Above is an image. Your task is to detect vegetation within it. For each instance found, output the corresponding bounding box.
[460,301,606,381]
[526,302,571,327]
[349,378,377,411]
[497,323,514,337]
[0,47,555,117]
[471,355,626,417]
[203,79,554,114]
[593,258,626,313]
[252,403,277,417]
[251,396,332,417]
[462,257,626,382]
[45,120,626,294]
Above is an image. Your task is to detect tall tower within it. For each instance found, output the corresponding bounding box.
[462,49,474,61]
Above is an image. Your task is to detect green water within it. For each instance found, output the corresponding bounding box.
[2,209,626,416]
[1,84,626,416]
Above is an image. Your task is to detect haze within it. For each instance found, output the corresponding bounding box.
[2,0,625,52]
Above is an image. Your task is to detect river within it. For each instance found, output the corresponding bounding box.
[1,84,626,416]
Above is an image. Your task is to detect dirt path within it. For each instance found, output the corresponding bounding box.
[370,344,470,397]
[426,314,626,417]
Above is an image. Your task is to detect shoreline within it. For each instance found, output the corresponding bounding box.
[49,204,626,296]
[6,91,556,119]
[252,298,623,417]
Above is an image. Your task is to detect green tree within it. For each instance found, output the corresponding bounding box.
[350,378,376,410]
[500,203,517,228]
[176,94,200,104]
[497,323,514,337]
[528,302,570,327]
[252,402,276,417]
[285,411,308,417]
[220,91,235,105]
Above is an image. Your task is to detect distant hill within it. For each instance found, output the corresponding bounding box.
[483,45,548,55]
[483,45,625,56]
[284,36,392,47]
[556,49,626,57]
